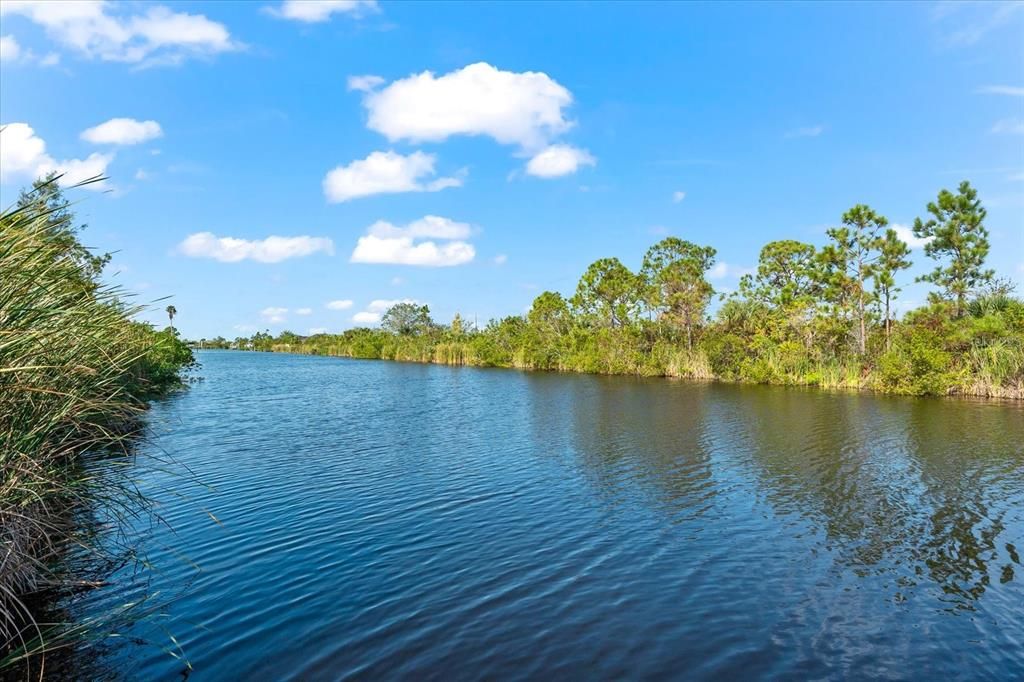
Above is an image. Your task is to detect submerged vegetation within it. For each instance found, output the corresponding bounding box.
[217,181,1023,399]
[0,177,195,671]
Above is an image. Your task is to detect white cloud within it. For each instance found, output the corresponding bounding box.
[709,262,754,280]
[361,62,574,150]
[295,307,313,315]
[325,299,353,310]
[352,312,379,324]
[672,190,686,203]
[785,124,825,138]
[267,1,377,23]
[367,215,472,240]
[494,254,508,265]
[992,118,1024,135]
[178,232,334,263]
[350,216,476,267]
[525,144,595,178]
[323,150,461,203]
[39,52,59,66]
[352,298,418,325]
[0,34,20,61]
[0,1,239,65]
[81,118,163,145]
[347,74,384,92]
[308,327,328,335]
[390,276,404,286]
[892,224,934,250]
[352,236,475,267]
[0,122,113,189]
[976,85,1024,97]
[260,307,288,323]
[134,168,149,180]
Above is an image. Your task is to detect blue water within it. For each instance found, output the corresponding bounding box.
[76,350,1024,679]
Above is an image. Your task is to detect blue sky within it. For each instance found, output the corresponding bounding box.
[2,0,1023,338]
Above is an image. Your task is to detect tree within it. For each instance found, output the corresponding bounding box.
[166,305,177,331]
[571,258,643,328]
[450,313,465,336]
[381,302,433,335]
[874,229,912,349]
[818,204,888,354]
[15,173,110,290]
[640,237,717,349]
[913,181,993,317]
[527,291,572,337]
[740,240,818,309]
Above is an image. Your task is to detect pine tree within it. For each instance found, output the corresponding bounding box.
[913,181,993,317]
[874,229,912,349]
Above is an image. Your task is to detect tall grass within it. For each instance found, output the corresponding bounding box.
[1,183,193,675]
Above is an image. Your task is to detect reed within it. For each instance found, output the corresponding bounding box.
[0,182,193,674]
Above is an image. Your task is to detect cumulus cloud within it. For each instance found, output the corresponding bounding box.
[81,118,163,145]
[494,254,508,265]
[976,85,1024,97]
[352,298,419,325]
[178,232,334,263]
[295,307,313,315]
[0,1,240,66]
[0,34,20,61]
[267,1,377,23]
[323,150,461,203]
[350,216,475,267]
[308,327,328,335]
[0,122,112,189]
[347,74,384,92]
[361,62,574,150]
[326,299,354,310]
[785,124,825,138]
[260,307,288,323]
[892,224,934,250]
[672,190,686,203]
[992,118,1024,135]
[525,144,595,178]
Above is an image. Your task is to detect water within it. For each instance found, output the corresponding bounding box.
[78,350,1024,679]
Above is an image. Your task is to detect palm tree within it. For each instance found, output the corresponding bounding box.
[166,305,177,331]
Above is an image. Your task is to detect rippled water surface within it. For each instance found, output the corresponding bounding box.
[82,350,1024,679]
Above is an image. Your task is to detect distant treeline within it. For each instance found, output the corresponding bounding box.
[207,181,1023,399]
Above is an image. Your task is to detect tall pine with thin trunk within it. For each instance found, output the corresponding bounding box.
[820,205,888,354]
[874,229,912,349]
[913,181,993,317]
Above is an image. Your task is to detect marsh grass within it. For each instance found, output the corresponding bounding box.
[1,180,194,677]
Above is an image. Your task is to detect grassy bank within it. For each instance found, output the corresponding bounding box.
[0,179,195,672]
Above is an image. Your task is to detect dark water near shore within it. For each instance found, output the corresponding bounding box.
[78,350,1024,679]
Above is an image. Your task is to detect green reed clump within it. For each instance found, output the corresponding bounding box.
[1,181,194,670]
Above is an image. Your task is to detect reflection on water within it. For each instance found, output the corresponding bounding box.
[68,352,1024,680]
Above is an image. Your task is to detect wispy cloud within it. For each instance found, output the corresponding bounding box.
[785,124,825,139]
[976,85,1024,97]
[992,118,1024,135]
[934,1,1023,47]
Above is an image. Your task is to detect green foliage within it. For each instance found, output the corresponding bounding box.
[641,237,716,349]
[572,257,643,328]
[1,184,194,661]
[381,302,434,335]
[224,181,1020,400]
[913,181,993,316]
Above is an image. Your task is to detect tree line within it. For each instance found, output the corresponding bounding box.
[218,181,1022,398]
